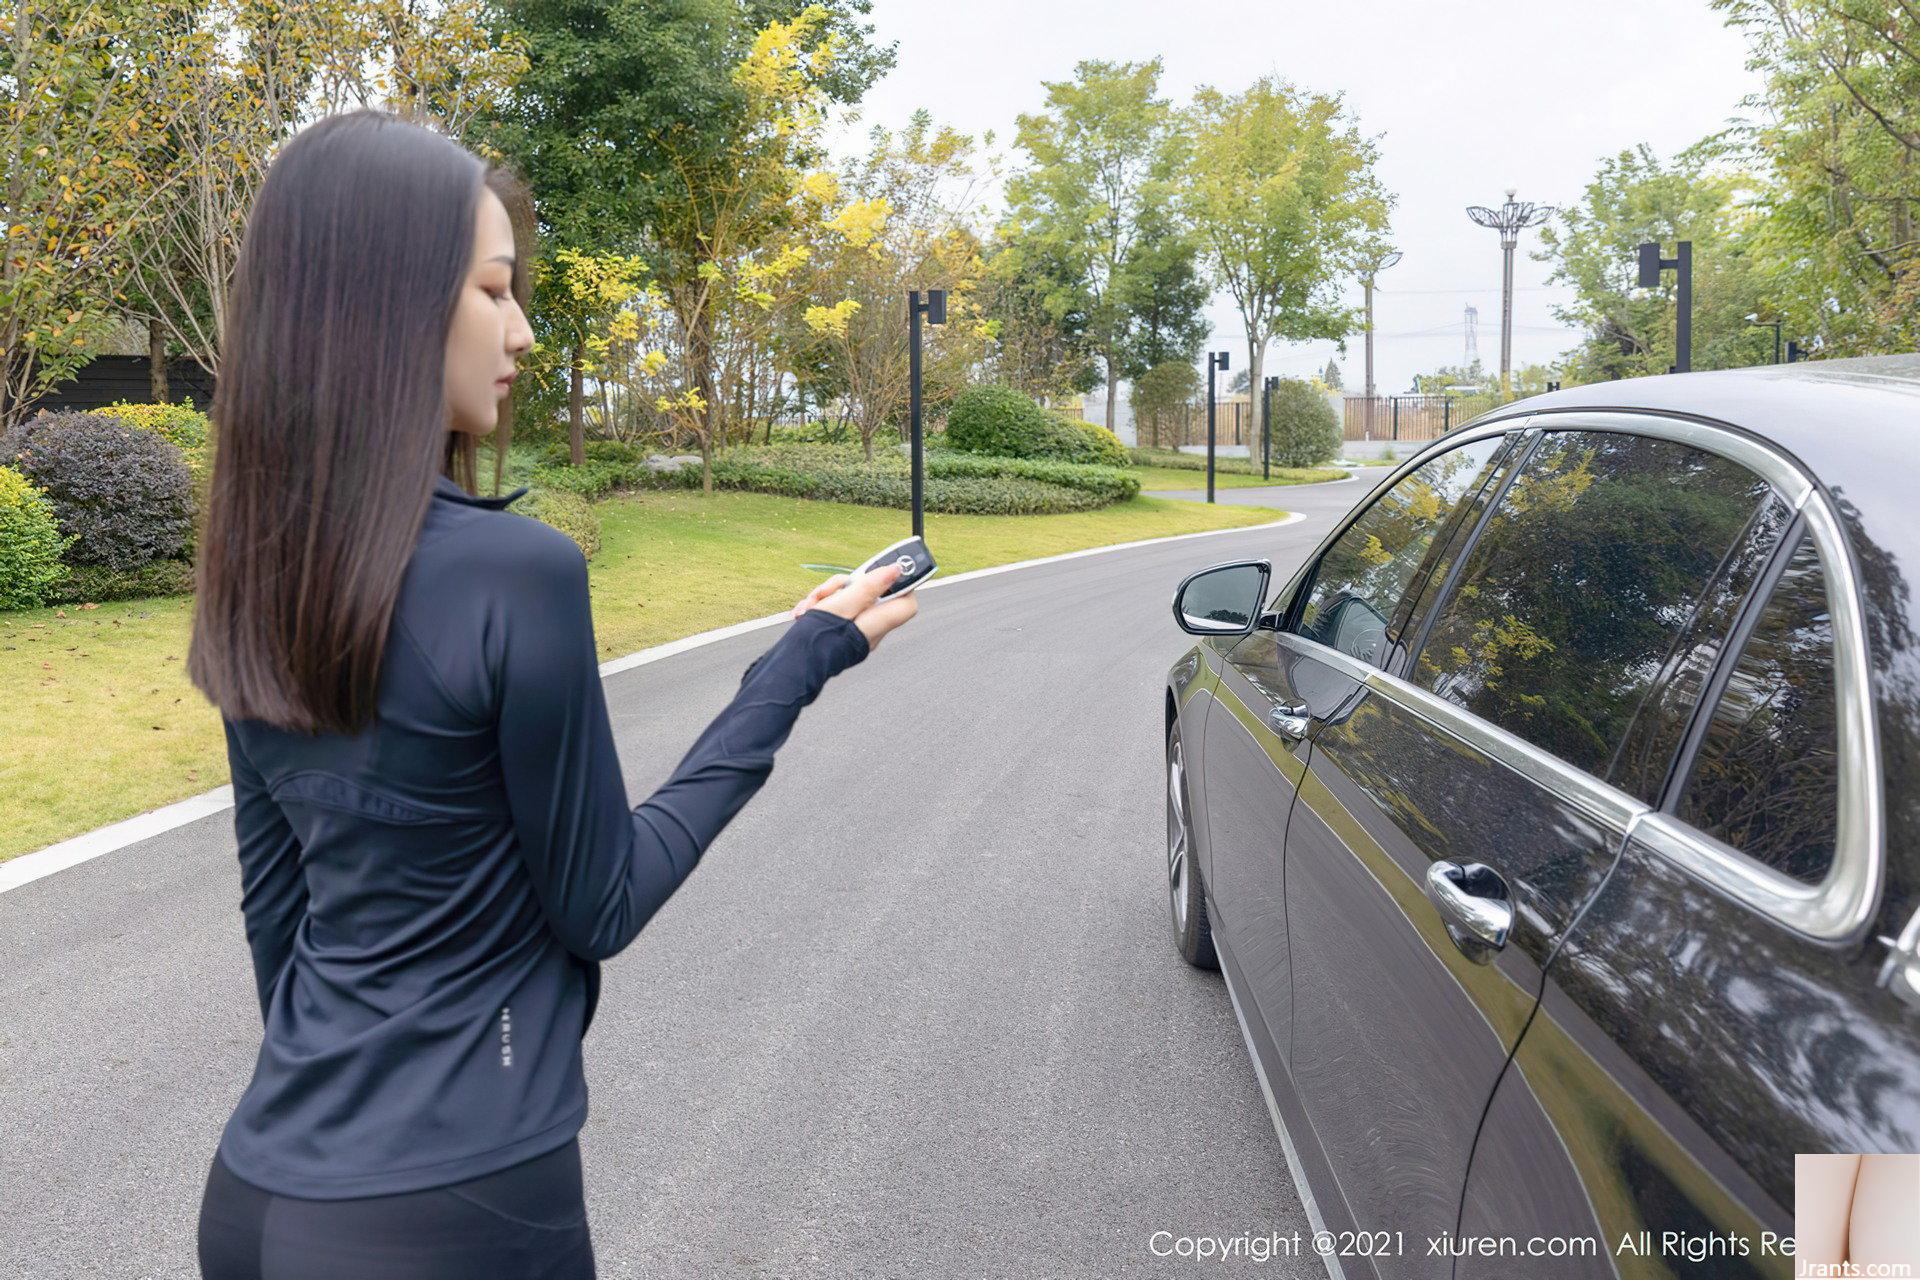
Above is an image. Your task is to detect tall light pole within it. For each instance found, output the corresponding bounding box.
[907,288,947,538]
[1206,351,1229,504]
[1467,189,1552,401]
[1262,374,1278,481]
[1638,242,1693,373]
[1359,245,1401,441]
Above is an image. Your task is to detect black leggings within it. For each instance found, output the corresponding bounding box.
[196,1138,595,1279]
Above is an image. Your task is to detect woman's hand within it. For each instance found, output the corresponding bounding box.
[791,562,919,654]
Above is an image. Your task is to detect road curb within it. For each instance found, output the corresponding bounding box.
[0,510,1303,896]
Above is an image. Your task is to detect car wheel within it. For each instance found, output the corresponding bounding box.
[1166,718,1219,970]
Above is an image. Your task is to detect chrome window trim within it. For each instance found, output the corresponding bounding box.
[1274,408,1881,942]
[1509,408,1817,510]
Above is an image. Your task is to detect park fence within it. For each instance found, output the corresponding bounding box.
[1137,391,1540,452]
[1135,396,1253,450]
[1341,393,1521,443]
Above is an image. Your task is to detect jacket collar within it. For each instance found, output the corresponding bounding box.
[434,472,529,509]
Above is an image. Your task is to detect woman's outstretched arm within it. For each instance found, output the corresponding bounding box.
[492,531,869,963]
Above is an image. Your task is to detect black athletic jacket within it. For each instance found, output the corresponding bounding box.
[214,471,869,1198]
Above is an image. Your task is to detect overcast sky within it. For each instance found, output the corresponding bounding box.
[824,0,1765,396]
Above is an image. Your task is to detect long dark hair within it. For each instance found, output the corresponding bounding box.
[189,108,536,735]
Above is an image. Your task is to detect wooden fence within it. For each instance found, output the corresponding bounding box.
[12,354,216,417]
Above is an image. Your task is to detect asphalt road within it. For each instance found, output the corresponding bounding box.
[0,469,1388,1280]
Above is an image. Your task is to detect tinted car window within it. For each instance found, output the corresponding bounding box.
[1294,435,1505,666]
[1675,533,1838,884]
[1413,431,1772,778]
[1608,496,1794,803]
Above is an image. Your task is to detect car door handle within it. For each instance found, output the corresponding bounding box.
[1423,860,1513,962]
[1269,699,1312,741]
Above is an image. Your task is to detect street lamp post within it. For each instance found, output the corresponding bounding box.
[907,288,947,539]
[1746,312,1783,365]
[1467,190,1552,401]
[1359,246,1401,441]
[1262,374,1278,481]
[1638,241,1693,372]
[1206,351,1229,504]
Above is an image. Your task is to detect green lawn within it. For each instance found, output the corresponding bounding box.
[1,488,1289,862]
[1132,463,1346,491]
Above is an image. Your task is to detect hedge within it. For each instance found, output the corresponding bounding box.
[650,443,1139,514]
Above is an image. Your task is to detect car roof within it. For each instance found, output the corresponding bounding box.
[1466,354,1920,500]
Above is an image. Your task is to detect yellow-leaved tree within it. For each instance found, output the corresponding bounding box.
[647,4,840,493]
[795,112,996,459]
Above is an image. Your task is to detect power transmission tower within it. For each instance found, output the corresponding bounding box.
[1467,189,1552,400]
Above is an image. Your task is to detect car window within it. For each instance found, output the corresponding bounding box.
[1411,430,1773,779]
[1608,495,1795,803]
[1293,435,1506,666]
[1674,532,1838,884]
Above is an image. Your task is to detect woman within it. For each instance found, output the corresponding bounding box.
[187,108,916,1279]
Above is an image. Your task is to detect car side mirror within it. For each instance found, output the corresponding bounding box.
[1172,560,1271,636]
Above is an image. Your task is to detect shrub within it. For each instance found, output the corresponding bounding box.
[93,398,209,452]
[535,438,649,469]
[0,410,194,570]
[0,466,75,610]
[945,385,1061,459]
[515,488,601,559]
[1268,379,1341,468]
[42,557,196,605]
[95,399,214,560]
[768,419,857,446]
[1050,417,1132,468]
[524,457,639,500]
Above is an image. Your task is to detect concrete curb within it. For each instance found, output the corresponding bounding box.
[0,509,1302,896]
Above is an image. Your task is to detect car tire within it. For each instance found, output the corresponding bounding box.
[1166,718,1220,970]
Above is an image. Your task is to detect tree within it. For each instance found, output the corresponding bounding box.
[1180,77,1389,467]
[1713,0,1920,355]
[0,0,196,431]
[1536,142,1772,382]
[1322,358,1343,390]
[525,247,655,459]
[1129,358,1196,449]
[1006,58,1184,431]
[1114,199,1209,378]
[475,0,890,453]
[111,0,528,385]
[641,5,845,490]
[974,226,1096,403]
[794,112,994,459]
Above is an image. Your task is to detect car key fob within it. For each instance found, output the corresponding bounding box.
[852,535,937,600]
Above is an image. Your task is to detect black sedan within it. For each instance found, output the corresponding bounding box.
[1163,354,1920,1280]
